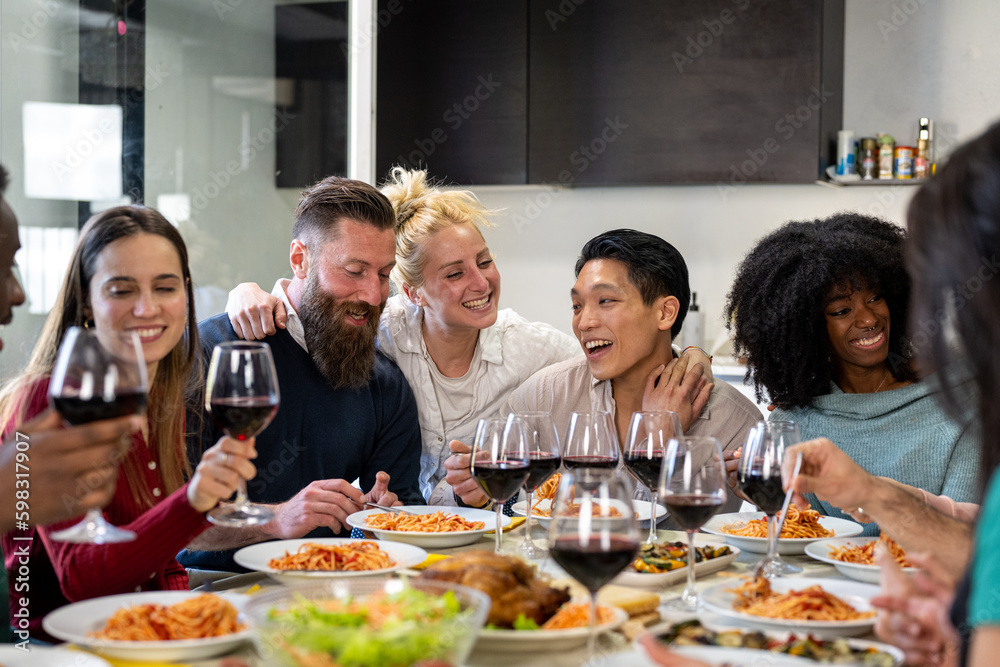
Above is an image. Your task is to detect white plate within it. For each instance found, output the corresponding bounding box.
[701,512,864,554]
[0,646,113,667]
[613,542,740,589]
[233,538,428,584]
[511,499,666,528]
[804,537,918,584]
[345,506,509,548]
[700,577,879,637]
[472,606,628,653]
[644,620,905,666]
[41,591,250,662]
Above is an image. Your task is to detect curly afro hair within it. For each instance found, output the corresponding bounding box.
[725,213,916,408]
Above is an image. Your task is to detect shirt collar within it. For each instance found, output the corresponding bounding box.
[271,278,308,352]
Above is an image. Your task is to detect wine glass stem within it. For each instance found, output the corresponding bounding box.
[587,590,598,659]
[647,490,659,543]
[684,529,697,603]
[232,479,250,509]
[84,507,104,524]
[494,502,503,554]
[765,512,778,570]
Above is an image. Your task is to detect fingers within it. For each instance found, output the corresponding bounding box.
[274,301,288,330]
[449,440,472,454]
[691,381,712,420]
[366,471,391,501]
[645,363,666,395]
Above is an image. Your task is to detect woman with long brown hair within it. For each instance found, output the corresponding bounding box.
[0,205,255,639]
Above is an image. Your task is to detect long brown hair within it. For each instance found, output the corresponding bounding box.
[907,121,1000,491]
[0,205,200,509]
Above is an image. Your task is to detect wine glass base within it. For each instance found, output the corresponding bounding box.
[518,539,548,559]
[208,503,275,527]
[50,521,136,544]
[663,595,700,612]
[753,554,803,578]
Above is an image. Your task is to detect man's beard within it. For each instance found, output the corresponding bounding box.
[298,272,383,390]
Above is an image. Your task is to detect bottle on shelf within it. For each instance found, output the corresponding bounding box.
[683,292,704,352]
[915,118,933,178]
[877,134,895,180]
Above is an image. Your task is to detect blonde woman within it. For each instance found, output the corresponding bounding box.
[227,169,711,508]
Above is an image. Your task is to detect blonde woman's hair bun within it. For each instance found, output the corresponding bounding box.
[380,166,500,291]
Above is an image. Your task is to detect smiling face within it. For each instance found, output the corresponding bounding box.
[409,222,500,333]
[824,282,891,375]
[0,201,26,349]
[571,259,676,382]
[87,232,188,378]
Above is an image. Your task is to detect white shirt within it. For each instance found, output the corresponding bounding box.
[270,278,307,352]
[376,295,582,501]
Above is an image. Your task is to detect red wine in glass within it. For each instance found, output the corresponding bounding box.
[52,391,148,425]
[472,460,530,501]
[663,494,724,531]
[563,455,617,471]
[625,411,681,544]
[738,471,785,516]
[471,417,530,554]
[48,327,148,544]
[548,469,639,662]
[207,397,279,440]
[659,435,727,611]
[205,341,280,527]
[524,453,561,492]
[550,536,640,592]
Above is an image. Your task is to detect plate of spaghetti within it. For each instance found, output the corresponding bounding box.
[701,507,863,554]
[345,505,508,548]
[474,603,629,652]
[234,538,428,583]
[41,591,250,662]
[510,498,665,528]
[804,535,917,584]
[701,576,880,636]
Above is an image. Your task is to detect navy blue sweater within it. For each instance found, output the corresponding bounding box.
[179,315,424,571]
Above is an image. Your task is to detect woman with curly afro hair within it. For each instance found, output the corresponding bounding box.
[725,212,981,535]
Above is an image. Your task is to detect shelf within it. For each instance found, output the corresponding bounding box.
[815,177,929,188]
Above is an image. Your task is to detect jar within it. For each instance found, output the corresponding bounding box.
[895,146,914,179]
[859,138,877,180]
[878,135,895,180]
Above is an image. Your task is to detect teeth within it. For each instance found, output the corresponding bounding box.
[585,339,613,350]
[347,312,367,319]
[134,328,162,338]
[463,296,490,308]
[855,331,884,346]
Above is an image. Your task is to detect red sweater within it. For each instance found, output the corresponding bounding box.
[2,380,210,640]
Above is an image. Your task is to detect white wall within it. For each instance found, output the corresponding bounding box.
[465,0,1000,351]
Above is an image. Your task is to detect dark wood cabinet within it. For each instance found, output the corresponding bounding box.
[375,0,843,186]
[376,1,528,185]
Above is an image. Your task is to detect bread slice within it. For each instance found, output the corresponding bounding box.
[596,585,660,617]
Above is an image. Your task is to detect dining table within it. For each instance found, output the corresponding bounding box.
[46,520,880,667]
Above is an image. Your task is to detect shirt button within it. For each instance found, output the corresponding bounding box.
[152,488,161,497]
[437,437,443,442]
[148,461,157,470]
[135,586,142,592]
[149,572,156,580]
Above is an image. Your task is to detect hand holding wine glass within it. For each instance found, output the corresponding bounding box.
[624,410,681,544]
[549,469,639,663]
[205,341,280,527]
[471,417,529,554]
[738,420,802,577]
[563,411,618,471]
[511,412,561,559]
[48,327,148,544]
[659,435,726,611]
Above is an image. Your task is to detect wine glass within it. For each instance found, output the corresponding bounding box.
[624,410,682,544]
[471,417,530,554]
[562,411,618,472]
[510,412,561,559]
[548,469,639,663]
[48,327,148,544]
[659,435,727,611]
[738,420,802,577]
[205,341,280,527]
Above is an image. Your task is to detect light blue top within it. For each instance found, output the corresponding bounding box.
[772,376,981,537]
[970,469,1000,626]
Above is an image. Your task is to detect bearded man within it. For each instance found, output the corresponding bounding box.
[180,176,424,574]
